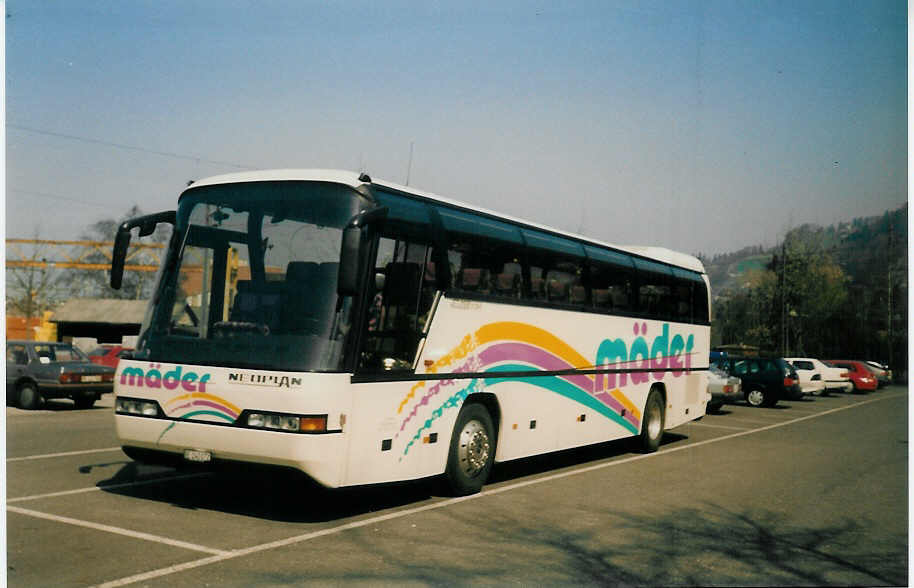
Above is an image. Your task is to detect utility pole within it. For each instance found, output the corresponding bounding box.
[405,141,414,186]
[781,240,787,356]
[887,220,894,366]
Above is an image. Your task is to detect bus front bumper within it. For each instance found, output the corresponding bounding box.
[116,414,348,488]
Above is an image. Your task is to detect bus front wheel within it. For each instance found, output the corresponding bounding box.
[444,403,495,496]
[639,389,665,453]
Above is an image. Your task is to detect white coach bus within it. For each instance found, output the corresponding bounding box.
[110,170,710,495]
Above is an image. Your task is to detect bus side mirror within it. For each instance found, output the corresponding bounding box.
[338,205,388,297]
[111,226,131,290]
[110,210,176,290]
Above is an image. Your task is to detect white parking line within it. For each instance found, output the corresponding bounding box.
[92,391,904,588]
[7,447,123,462]
[720,417,790,426]
[687,422,750,431]
[7,506,228,555]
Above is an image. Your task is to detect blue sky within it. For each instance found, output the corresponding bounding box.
[5,0,907,256]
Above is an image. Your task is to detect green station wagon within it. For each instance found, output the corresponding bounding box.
[712,356,801,408]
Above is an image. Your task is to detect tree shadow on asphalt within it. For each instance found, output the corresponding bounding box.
[92,443,907,586]
[96,432,689,524]
[335,504,905,586]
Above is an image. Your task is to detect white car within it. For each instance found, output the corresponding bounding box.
[865,361,892,387]
[785,358,826,396]
[785,358,852,394]
[707,364,742,412]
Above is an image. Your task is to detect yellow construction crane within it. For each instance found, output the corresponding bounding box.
[5,239,164,272]
[6,239,243,305]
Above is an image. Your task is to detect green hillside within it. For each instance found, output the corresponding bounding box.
[700,203,907,378]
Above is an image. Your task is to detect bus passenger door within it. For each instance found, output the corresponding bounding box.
[358,236,437,372]
[347,233,446,485]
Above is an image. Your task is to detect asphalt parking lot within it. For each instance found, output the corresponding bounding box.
[6,386,908,586]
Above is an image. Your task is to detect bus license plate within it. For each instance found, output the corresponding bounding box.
[81,375,102,382]
[184,449,212,463]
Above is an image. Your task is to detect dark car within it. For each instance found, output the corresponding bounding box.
[712,356,801,408]
[6,340,115,409]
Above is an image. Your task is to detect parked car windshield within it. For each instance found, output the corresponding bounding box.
[33,344,88,362]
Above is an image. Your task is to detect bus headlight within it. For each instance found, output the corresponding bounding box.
[245,412,327,433]
[116,397,161,417]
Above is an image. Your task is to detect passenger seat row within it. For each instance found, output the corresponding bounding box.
[229,261,339,335]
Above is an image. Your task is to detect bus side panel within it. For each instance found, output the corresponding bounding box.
[342,297,710,487]
[343,380,457,487]
[664,325,711,429]
[480,383,559,461]
[414,298,708,462]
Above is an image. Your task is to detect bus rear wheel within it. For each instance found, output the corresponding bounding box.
[444,403,495,496]
[639,388,665,453]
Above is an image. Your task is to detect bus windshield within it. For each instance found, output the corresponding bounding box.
[139,181,367,372]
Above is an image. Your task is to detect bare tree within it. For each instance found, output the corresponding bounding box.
[5,231,68,318]
[63,205,172,300]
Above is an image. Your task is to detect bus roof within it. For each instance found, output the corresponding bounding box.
[185,169,706,274]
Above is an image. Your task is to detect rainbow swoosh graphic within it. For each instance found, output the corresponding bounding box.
[163,392,241,423]
[396,321,642,458]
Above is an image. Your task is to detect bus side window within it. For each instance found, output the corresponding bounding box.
[671,266,707,325]
[674,282,692,322]
[693,277,709,323]
[543,264,578,304]
[493,262,522,298]
[634,258,675,320]
[522,229,586,306]
[439,207,523,301]
[584,246,635,313]
[588,263,633,312]
[529,266,546,300]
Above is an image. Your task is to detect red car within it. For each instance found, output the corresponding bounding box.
[87,345,132,369]
[826,360,878,393]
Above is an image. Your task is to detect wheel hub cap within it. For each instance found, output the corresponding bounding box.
[458,420,490,477]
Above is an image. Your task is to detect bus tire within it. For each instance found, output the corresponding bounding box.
[444,403,495,496]
[639,388,665,453]
[17,382,41,410]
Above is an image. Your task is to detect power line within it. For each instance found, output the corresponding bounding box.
[8,123,257,170]
[8,188,115,210]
